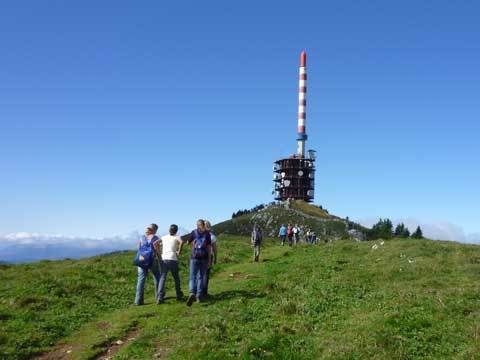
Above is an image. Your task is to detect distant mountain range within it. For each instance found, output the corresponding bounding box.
[0,227,190,263]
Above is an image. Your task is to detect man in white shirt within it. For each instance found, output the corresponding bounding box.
[156,224,184,303]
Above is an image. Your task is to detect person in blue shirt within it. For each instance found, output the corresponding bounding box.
[186,219,212,306]
[278,224,287,246]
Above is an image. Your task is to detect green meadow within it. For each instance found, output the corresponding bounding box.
[1,236,480,359]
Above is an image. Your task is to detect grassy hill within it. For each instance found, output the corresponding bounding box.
[1,236,480,359]
[213,201,356,240]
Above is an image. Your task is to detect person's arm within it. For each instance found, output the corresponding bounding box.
[176,237,184,257]
[153,238,162,257]
[188,231,195,244]
[212,242,217,264]
[206,234,213,266]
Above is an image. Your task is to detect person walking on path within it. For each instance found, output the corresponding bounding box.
[293,224,299,245]
[251,224,263,262]
[157,224,184,303]
[203,220,217,298]
[134,224,161,305]
[186,219,212,306]
[306,228,312,244]
[287,224,294,246]
[278,224,287,246]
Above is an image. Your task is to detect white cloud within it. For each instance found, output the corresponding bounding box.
[355,217,479,244]
[0,225,192,263]
[0,231,140,262]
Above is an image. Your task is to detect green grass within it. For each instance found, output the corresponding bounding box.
[289,200,332,219]
[1,236,480,359]
[213,202,349,238]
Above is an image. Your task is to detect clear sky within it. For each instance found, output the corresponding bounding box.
[1,1,479,241]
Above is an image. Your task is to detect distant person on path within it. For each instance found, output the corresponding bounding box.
[157,224,184,303]
[203,220,217,298]
[293,225,299,245]
[287,224,294,246]
[278,224,287,246]
[186,219,212,306]
[134,223,161,306]
[251,224,263,262]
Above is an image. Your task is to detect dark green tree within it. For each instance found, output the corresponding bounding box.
[403,227,411,238]
[394,223,406,237]
[368,218,393,240]
[412,226,423,239]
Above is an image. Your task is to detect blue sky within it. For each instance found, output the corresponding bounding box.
[1,1,479,245]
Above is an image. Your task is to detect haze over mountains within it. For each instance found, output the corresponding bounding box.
[0,227,190,263]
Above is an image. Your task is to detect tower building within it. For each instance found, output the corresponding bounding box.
[273,50,316,202]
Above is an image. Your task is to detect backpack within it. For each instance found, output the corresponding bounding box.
[133,235,157,268]
[192,230,209,259]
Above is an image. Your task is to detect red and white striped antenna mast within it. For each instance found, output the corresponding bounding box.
[297,50,307,158]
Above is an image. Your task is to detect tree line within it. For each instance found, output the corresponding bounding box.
[367,218,423,240]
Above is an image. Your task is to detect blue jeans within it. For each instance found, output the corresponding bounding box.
[135,260,161,305]
[189,258,208,298]
[203,266,212,296]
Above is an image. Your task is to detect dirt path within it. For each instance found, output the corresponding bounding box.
[95,327,141,360]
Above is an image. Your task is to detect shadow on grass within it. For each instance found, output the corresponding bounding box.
[205,290,266,305]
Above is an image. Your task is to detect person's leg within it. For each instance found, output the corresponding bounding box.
[197,259,208,301]
[151,260,161,301]
[187,259,198,306]
[170,260,183,300]
[135,267,147,305]
[189,258,198,295]
[204,267,211,297]
[157,260,168,303]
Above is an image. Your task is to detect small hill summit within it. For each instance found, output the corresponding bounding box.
[213,200,367,241]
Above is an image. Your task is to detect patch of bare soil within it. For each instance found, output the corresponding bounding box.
[95,327,141,360]
[34,344,81,360]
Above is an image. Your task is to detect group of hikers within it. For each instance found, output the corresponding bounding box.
[134,219,263,307]
[134,220,319,306]
[278,223,318,246]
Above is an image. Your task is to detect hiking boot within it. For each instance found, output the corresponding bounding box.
[186,293,196,307]
[156,299,164,305]
[196,297,202,304]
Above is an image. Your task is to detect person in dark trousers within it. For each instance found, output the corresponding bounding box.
[134,224,161,305]
[251,224,263,262]
[186,219,212,306]
[156,224,184,303]
[287,224,294,246]
[203,220,217,298]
